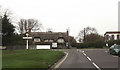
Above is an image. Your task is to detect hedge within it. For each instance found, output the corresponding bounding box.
[76,40,105,48]
[107,40,120,47]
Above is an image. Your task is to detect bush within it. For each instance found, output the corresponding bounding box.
[107,40,120,47]
[10,34,26,46]
[77,43,88,48]
[77,40,105,48]
[116,39,120,45]
[71,42,78,47]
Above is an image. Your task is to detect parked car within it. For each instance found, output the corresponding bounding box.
[109,44,120,55]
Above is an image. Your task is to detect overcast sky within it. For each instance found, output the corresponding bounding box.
[1,0,120,38]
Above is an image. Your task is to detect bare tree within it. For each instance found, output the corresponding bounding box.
[85,33,104,42]
[0,6,13,18]
[18,19,27,34]
[78,26,98,42]
[85,26,97,34]
[18,18,43,34]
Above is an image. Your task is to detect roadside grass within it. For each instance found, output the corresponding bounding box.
[2,50,64,70]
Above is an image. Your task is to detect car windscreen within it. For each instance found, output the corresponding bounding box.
[114,45,120,49]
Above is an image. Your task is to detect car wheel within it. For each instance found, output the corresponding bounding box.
[118,51,120,57]
[109,51,112,54]
[110,52,111,54]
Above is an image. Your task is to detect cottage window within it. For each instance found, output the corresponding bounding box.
[44,39,53,42]
[57,38,65,43]
[44,39,49,42]
[117,35,120,40]
[106,35,109,40]
[111,35,114,40]
[34,38,41,42]
[49,40,53,42]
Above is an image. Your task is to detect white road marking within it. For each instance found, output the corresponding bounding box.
[82,50,84,52]
[87,56,91,61]
[92,62,101,70]
[83,53,87,56]
[81,51,101,70]
[54,52,68,68]
[105,51,108,53]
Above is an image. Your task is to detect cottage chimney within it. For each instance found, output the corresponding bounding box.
[28,27,31,35]
[67,29,69,36]
[66,28,70,48]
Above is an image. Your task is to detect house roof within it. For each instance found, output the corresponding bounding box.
[104,31,120,35]
[29,32,69,42]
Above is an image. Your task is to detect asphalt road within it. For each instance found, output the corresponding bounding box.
[55,49,119,70]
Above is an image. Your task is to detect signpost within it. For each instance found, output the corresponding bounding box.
[23,33,32,49]
[52,43,57,48]
[66,42,68,47]
[23,37,32,39]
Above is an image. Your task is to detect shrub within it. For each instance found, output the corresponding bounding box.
[71,42,78,47]
[77,40,105,48]
[107,40,120,47]
[9,34,26,46]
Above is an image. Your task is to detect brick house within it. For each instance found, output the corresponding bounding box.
[104,31,120,42]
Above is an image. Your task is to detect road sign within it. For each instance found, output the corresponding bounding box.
[23,33,32,49]
[66,42,68,47]
[52,43,57,48]
[23,37,32,39]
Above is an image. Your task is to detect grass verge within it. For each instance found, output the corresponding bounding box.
[2,50,64,70]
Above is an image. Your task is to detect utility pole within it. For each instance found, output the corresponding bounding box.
[68,27,70,48]
[83,28,86,42]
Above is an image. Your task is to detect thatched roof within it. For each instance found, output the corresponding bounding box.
[29,32,68,42]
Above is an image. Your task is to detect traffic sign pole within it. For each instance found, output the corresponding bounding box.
[23,33,32,49]
[26,39,28,49]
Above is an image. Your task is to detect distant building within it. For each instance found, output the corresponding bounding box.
[104,31,120,42]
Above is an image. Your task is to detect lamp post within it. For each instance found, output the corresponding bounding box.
[83,28,86,42]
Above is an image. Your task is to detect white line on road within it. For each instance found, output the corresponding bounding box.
[92,62,101,70]
[105,51,108,53]
[87,56,91,61]
[83,52,87,56]
[81,50,101,70]
[54,52,68,68]
[82,51,85,53]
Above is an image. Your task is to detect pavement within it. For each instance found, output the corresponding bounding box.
[53,48,119,70]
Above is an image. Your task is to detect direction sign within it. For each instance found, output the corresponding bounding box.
[23,33,32,49]
[23,37,32,39]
